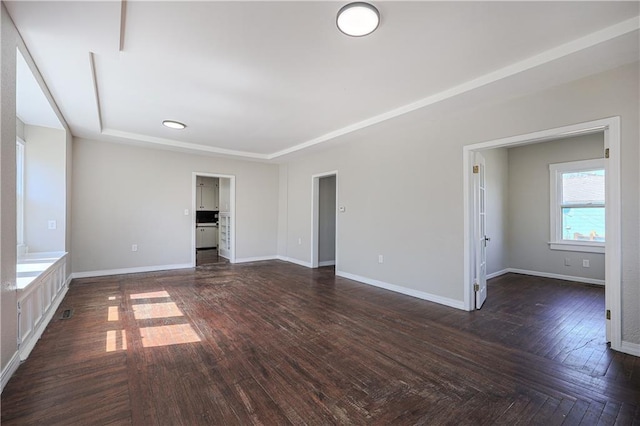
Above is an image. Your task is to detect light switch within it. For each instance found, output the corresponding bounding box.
[184,209,189,216]
[48,220,57,230]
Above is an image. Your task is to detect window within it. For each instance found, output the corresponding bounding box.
[16,138,25,247]
[549,158,604,253]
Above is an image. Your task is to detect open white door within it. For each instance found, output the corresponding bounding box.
[474,152,488,309]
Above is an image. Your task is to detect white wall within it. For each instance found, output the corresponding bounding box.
[507,133,605,280]
[24,124,66,253]
[278,62,639,344]
[71,138,279,273]
[483,148,509,276]
[16,117,24,140]
[318,175,336,263]
[1,4,72,384]
[1,4,20,375]
[277,164,288,258]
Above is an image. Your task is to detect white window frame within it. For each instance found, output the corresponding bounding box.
[549,158,605,253]
[16,137,25,247]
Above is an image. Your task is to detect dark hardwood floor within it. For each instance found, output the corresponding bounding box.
[2,263,638,425]
[196,248,227,266]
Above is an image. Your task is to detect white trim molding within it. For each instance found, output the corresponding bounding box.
[1,352,21,393]
[486,269,509,280]
[270,18,638,160]
[191,173,236,266]
[234,256,278,264]
[506,268,604,286]
[19,285,69,361]
[336,270,465,310]
[17,254,70,360]
[310,171,338,269]
[620,341,640,357]
[277,255,312,268]
[549,158,605,254]
[87,18,638,161]
[548,242,605,254]
[71,263,193,279]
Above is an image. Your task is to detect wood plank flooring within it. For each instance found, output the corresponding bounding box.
[2,263,638,425]
[196,248,227,266]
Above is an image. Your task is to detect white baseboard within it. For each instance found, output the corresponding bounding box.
[487,269,509,279]
[506,268,605,286]
[318,260,336,267]
[71,263,193,279]
[234,256,278,264]
[620,341,640,357]
[19,284,69,362]
[335,270,465,310]
[1,351,20,394]
[276,255,312,268]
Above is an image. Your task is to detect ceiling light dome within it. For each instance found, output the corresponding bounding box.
[162,120,186,130]
[337,2,380,37]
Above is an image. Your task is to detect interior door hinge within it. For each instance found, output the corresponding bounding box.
[472,165,479,174]
[605,148,610,159]
[606,309,611,320]
[474,283,479,292]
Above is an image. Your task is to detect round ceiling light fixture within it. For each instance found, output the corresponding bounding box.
[336,2,380,37]
[162,120,187,130]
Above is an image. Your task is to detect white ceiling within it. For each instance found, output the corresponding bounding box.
[16,49,63,130]
[6,1,639,160]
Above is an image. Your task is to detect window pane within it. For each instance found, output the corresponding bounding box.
[561,207,605,242]
[562,169,604,205]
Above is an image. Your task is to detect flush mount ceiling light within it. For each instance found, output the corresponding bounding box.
[162,120,186,130]
[336,2,380,37]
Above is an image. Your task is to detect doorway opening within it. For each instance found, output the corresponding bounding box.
[463,117,621,352]
[192,172,235,267]
[311,171,338,268]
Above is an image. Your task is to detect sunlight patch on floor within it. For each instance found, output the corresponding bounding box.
[139,324,201,348]
[106,330,127,352]
[130,290,171,300]
[108,306,119,321]
[132,302,184,320]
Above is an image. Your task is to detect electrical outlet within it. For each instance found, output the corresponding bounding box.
[131,244,138,252]
[583,259,590,268]
[378,255,384,264]
[48,220,57,230]
[564,258,571,266]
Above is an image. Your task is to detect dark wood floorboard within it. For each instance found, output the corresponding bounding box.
[2,266,638,425]
[196,248,227,266]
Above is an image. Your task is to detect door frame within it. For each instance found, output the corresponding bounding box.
[311,171,338,268]
[191,172,236,266]
[462,117,621,351]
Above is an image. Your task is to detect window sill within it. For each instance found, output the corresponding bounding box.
[17,251,67,291]
[548,242,604,254]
